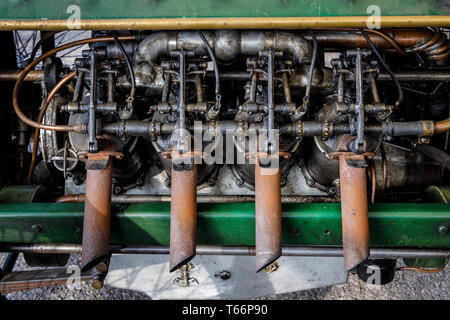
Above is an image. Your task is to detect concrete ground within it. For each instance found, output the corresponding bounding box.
[0,253,448,300]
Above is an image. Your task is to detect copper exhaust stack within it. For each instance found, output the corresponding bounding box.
[169,156,198,272]
[80,152,116,272]
[254,156,282,272]
[336,152,371,272]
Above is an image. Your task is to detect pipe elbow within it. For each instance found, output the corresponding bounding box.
[273,32,313,64]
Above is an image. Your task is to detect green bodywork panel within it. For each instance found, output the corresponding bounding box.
[0,0,449,20]
[0,202,448,247]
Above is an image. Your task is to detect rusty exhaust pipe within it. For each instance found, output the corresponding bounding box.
[169,158,198,272]
[254,156,282,272]
[80,152,114,272]
[337,153,370,272]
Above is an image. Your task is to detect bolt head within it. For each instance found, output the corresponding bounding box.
[438,225,449,234]
[91,279,104,290]
[31,224,42,233]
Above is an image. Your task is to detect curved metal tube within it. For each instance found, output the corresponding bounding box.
[134,30,312,76]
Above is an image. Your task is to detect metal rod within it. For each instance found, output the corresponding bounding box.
[2,16,450,31]
[210,71,450,82]
[55,194,338,204]
[175,49,186,154]
[0,70,44,82]
[87,50,97,153]
[376,71,450,82]
[354,49,366,153]
[1,244,448,259]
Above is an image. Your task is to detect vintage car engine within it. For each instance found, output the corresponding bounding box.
[1,24,449,294]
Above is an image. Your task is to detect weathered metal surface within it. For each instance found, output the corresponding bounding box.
[255,160,282,272]
[80,155,114,271]
[0,268,92,294]
[0,203,448,247]
[0,70,44,82]
[338,153,370,271]
[0,0,448,19]
[56,194,337,203]
[170,164,198,272]
[106,254,348,299]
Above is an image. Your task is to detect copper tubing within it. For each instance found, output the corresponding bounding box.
[0,70,44,82]
[28,71,76,184]
[436,119,450,134]
[338,153,370,272]
[80,155,114,272]
[12,35,136,133]
[254,157,282,272]
[169,163,198,272]
[307,28,434,55]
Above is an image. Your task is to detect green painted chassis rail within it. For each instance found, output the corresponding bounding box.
[0,0,449,20]
[0,203,448,247]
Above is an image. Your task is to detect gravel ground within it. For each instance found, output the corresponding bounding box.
[1,253,448,300]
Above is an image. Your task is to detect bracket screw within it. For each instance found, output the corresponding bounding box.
[31,224,42,233]
[207,177,216,186]
[438,225,449,234]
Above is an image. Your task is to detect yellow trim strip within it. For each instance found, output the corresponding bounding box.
[1,16,450,30]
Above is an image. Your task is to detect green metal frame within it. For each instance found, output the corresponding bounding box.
[0,0,449,20]
[0,202,448,247]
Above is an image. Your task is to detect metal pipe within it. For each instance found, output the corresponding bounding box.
[2,244,448,260]
[0,70,44,82]
[2,16,450,31]
[213,71,450,82]
[80,154,114,272]
[338,153,370,272]
[169,162,198,272]
[102,120,433,138]
[135,31,312,72]
[305,29,433,51]
[376,71,450,82]
[55,194,337,204]
[254,158,282,272]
